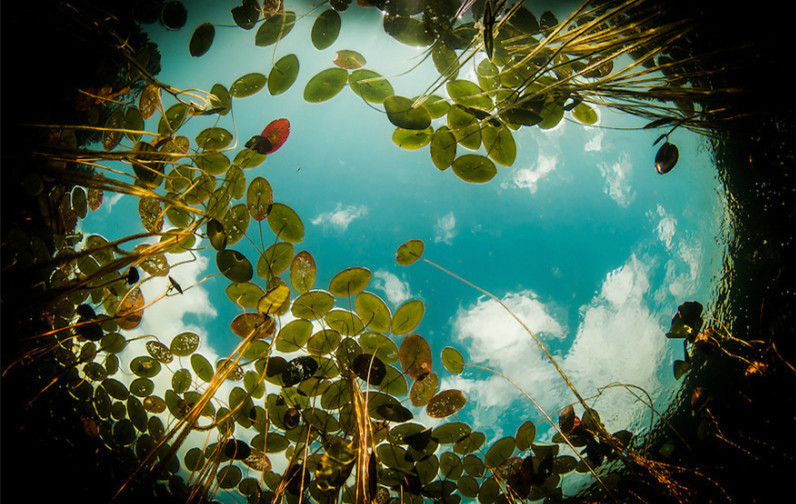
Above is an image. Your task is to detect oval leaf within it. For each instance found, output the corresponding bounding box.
[426,389,467,418]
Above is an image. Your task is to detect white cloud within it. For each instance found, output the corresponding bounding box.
[104,193,124,212]
[599,152,635,207]
[372,269,412,306]
[584,130,604,152]
[511,153,558,194]
[311,203,368,231]
[433,211,457,245]
[651,204,677,250]
[449,256,671,438]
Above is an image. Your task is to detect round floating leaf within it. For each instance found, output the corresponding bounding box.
[329,267,372,297]
[399,333,432,379]
[484,436,515,468]
[655,142,679,174]
[172,368,192,394]
[247,177,273,221]
[334,50,366,69]
[440,452,463,479]
[392,126,433,149]
[230,73,267,98]
[396,239,424,265]
[452,154,497,183]
[189,23,215,57]
[458,475,480,498]
[124,107,144,143]
[158,103,189,135]
[267,203,304,243]
[209,83,231,116]
[375,403,413,423]
[430,127,457,170]
[352,353,386,385]
[217,250,253,283]
[290,250,316,293]
[325,309,365,336]
[572,102,598,125]
[282,356,319,386]
[161,0,187,30]
[257,284,290,316]
[268,54,300,95]
[392,300,424,336]
[207,218,227,251]
[170,331,199,356]
[384,95,431,130]
[481,125,516,167]
[138,197,163,233]
[230,313,270,338]
[432,422,471,444]
[359,332,399,363]
[139,83,161,119]
[225,282,265,308]
[231,0,260,29]
[383,14,435,46]
[276,319,313,352]
[447,80,492,111]
[218,465,242,489]
[130,377,154,397]
[234,148,266,169]
[321,379,352,409]
[291,290,335,319]
[103,379,130,400]
[426,389,467,418]
[146,341,174,363]
[447,105,481,150]
[143,395,167,413]
[410,371,438,406]
[130,356,162,378]
[191,354,214,382]
[257,242,294,278]
[196,127,232,150]
[441,347,464,374]
[349,69,393,104]
[116,287,144,330]
[256,118,291,154]
[432,43,459,80]
[254,11,296,46]
[311,9,341,49]
[539,99,565,129]
[304,67,348,103]
[355,292,391,333]
[103,111,124,151]
[457,434,486,456]
[515,421,537,451]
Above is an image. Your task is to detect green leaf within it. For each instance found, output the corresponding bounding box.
[426,389,467,418]
[209,83,232,116]
[130,356,161,378]
[430,126,457,170]
[482,124,516,166]
[484,436,515,468]
[384,95,431,130]
[230,73,267,98]
[257,242,294,278]
[290,250,316,293]
[392,299,424,336]
[191,354,214,382]
[325,309,365,336]
[103,111,124,150]
[355,292,392,333]
[572,102,599,125]
[130,378,154,397]
[447,105,481,150]
[359,332,399,364]
[447,80,492,111]
[225,282,265,308]
[254,11,296,46]
[189,23,215,57]
[170,331,199,356]
[392,126,433,150]
[515,421,537,451]
[195,152,230,175]
[231,0,260,29]
[329,267,372,297]
[383,15,435,47]
[349,69,393,104]
[432,43,459,80]
[311,9,341,50]
[539,99,565,129]
[196,127,233,150]
[124,107,144,143]
[276,319,314,353]
[304,67,348,103]
[334,50,366,69]
[222,204,250,245]
[410,371,438,406]
[217,249,253,283]
[157,103,189,135]
[441,347,464,374]
[233,148,266,169]
[452,154,497,183]
[267,203,304,243]
[292,290,335,319]
[247,177,273,221]
[268,54,300,95]
[432,422,471,444]
[396,239,424,265]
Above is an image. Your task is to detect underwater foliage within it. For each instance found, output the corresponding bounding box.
[2,1,787,504]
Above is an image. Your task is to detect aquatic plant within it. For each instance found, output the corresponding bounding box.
[2,1,789,504]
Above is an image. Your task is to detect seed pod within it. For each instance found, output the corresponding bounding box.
[655,142,679,174]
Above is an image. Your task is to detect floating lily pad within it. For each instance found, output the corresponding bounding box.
[189,22,215,57]
[484,436,515,468]
[447,80,492,111]
[231,0,259,29]
[441,347,464,374]
[225,282,265,308]
[196,127,233,150]
[312,9,341,49]
[359,332,399,363]
[158,103,189,135]
[116,287,144,330]
[222,204,250,245]
[572,102,598,125]
[124,107,144,143]
[396,239,424,265]
[209,83,231,116]
[257,242,294,278]
[230,73,267,98]
[139,83,161,119]
[267,203,304,243]
[352,353,387,385]
[410,371,438,406]
[399,333,432,379]
[349,69,393,104]
[257,284,290,316]
[392,300,424,336]
[516,421,537,451]
[325,309,365,336]
[254,11,296,46]
[355,292,392,333]
[282,356,319,387]
[452,154,497,183]
[130,355,161,378]
[170,331,199,356]
[268,54,299,95]
[290,250,316,293]
[392,126,433,149]
[329,266,372,297]
[217,249,253,283]
[430,126,457,170]
[384,95,431,130]
[334,50,366,69]
[383,14,435,47]
[246,177,273,221]
[304,67,348,103]
[291,290,335,319]
[482,125,516,166]
[426,389,467,418]
[447,105,481,150]
[146,341,174,363]
[103,111,124,151]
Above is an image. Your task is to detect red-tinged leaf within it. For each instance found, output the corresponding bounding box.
[260,118,291,154]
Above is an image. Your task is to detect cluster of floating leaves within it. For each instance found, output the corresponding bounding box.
[8,1,731,503]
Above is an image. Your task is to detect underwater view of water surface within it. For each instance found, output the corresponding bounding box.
[3,1,795,504]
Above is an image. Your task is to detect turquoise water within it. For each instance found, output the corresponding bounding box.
[80,0,730,495]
